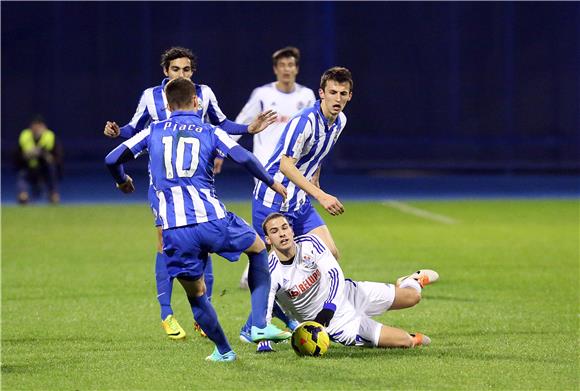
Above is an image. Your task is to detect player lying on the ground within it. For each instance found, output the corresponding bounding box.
[105,78,290,362]
[262,212,437,349]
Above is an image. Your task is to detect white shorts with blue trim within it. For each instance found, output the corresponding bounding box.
[327,280,396,347]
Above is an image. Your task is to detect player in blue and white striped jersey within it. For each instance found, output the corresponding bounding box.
[263,213,436,349]
[105,78,291,362]
[103,47,276,339]
[252,67,353,261]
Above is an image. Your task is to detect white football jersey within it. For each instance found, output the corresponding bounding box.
[266,234,358,337]
[233,82,315,164]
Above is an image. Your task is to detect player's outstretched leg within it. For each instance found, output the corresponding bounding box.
[177,277,236,362]
[390,269,438,310]
[396,269,439,288]
[156,251,185,340]
[377,325,431,348]
[244,235,291,342]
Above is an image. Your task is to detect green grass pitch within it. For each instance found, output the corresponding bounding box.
[2,200,578,390]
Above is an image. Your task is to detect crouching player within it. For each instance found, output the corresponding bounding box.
[105,78,291,361]
[263,213,437,348]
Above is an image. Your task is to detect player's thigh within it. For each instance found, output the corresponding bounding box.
[202,212,264,260]
[308,225,340,259]
[390,287,421,310]
[377,324,413,348]
[350,281,396,316]
[162,226,206,281]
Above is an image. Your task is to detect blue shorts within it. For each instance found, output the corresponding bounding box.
[148,185,162,227]
[162,212,257,280]
[252,198,325,240]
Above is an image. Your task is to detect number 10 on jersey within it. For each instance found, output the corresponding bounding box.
[162,136,200,179]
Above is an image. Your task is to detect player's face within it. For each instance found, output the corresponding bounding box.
[319,80,352,117]
[264,217,295,251]
[164,57,193,80]
[273,57,298,84]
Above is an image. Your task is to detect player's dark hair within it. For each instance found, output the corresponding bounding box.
[320,66,353,92]
[272,46,300,66]
[165,78,196,109]
[262,212,287,235]
[160,47,197,72]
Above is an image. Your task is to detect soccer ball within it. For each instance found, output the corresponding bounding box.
[291,321,330,357]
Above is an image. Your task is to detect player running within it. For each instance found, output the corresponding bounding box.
[263,213,436,349]
[232,46,316,289]
[103,47,276,339]
[105,78,291,362]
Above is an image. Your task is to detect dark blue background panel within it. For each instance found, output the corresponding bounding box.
[2,2,579,173]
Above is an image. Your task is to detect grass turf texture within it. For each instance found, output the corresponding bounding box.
[2,200,578,390]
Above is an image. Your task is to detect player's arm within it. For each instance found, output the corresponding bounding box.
[214,128,286,199]
[229,88,265,143]
[265,261,283,323]
[280,155,343,216]
[311,237,346,327]
[205,86,276,135]
[104,127,151,193]
[104,90,151,139]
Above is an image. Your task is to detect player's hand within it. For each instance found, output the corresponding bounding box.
[270,181,287,201]
[213,157,224,175]
[248,110,277,134]
[104,121,121,138]
[314,308,335,327]
[317,192,344,216]
[116,175,135,193]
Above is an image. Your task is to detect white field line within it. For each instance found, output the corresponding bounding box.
[382,200,459,224]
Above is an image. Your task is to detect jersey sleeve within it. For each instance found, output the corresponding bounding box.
[204,86,228,125]
[281,115,313,159]
[311,235,345,312]
[119,90,152,139]
[213,127,240,157]
[266,255,282,323]
[122,126,151,157]
[235,88,262,125]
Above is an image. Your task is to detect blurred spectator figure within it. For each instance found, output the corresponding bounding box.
[15,116,62,204]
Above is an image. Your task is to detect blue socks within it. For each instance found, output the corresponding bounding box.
[242,301,292,332]
[247,249,270,329]
[155,252,173,320]
[204,255,214,301]
[188,293,231,354]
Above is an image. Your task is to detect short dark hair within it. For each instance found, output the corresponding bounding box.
[262,212,287,235]
[320,66,353,91]
[165,78,196,109]
[160,47,197,72]
[272,46,300,66]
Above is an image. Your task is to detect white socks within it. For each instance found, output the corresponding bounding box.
[399,277,421,293]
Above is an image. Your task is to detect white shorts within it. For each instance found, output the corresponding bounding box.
[327,280,396,347]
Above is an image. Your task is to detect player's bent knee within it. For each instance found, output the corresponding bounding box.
[245,234,266,254]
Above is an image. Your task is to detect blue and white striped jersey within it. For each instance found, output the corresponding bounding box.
[122,110,238,229]
[266,233,346,324]
[119,78,227,138]
[253,100,347,212]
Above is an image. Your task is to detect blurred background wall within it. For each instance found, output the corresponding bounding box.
[2,2,579,184]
